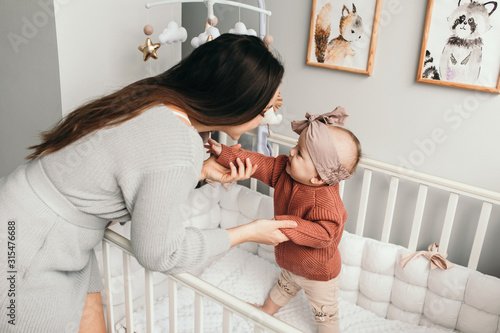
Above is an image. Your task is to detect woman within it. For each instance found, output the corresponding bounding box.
[0,34,296,332]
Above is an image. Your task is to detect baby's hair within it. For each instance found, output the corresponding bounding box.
[329,126,362,174]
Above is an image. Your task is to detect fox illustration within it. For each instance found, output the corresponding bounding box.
[314,2,363,66]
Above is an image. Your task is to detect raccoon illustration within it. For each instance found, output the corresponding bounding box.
[440,0,498,83]
[314,3,363,66]
[422,50,441,80]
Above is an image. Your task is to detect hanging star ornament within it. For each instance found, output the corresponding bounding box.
[138,37,161,61]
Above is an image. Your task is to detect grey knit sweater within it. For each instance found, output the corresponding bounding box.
[41,105,231,273]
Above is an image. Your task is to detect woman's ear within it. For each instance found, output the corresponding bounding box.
[310,176,326,186]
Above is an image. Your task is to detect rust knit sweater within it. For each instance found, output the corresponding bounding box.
[217,145,347,281]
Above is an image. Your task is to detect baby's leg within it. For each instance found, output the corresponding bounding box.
[254,295,283,315]
[301,275,341,333]
[265,269,301,313]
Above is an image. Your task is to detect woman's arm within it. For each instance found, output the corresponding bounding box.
[227,219,297,247]
[125,166,231,273]
[124,166,296,273]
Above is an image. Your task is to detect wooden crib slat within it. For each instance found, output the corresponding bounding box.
[102,241,116,333]
[219,132,229,146]
[123,253,134,333]
[251,178,258,192]
[254,326,264,333]
[145,270,155,333]
[355,169,373,236]
[468,202,493,270]
[408,184,428,252]
[223,308,232,333]
[272,142,280,157]
[339,180,345,200]
[168,278,177,333]
[194,292,204,333]
[381,176,400,243]
[438,193,459,255]
[268,142,280,197]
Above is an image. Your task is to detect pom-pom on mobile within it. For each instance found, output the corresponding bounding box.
[143,0,273,51]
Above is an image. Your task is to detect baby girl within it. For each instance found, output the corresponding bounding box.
[207,107,361,333]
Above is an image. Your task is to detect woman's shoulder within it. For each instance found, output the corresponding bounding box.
[106,105,204,172]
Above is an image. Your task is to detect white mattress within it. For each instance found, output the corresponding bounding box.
[115,248,448,333]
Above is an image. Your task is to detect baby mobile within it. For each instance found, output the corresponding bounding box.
[140,0,281,156]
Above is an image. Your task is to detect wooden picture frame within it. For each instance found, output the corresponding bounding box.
[417,0,500,93]
[306,0,383,75]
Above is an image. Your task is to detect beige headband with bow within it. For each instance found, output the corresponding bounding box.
[291,106,351,185]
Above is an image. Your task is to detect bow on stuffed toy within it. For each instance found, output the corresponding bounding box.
[401,243,454,270]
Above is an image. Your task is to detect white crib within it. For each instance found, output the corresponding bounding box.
[97,131,500,333]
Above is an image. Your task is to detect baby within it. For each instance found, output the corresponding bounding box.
[207,107,361,333]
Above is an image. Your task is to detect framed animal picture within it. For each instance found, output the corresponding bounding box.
[417,0,500,93]
[306,0,383,75]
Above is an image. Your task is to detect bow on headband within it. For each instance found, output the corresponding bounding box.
[401,243,455,270]
[290,107,351,186]
[291,107,349,135]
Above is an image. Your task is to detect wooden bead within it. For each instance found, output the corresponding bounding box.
[263,35,274,45]
[143,25,154,36]
[207,16,218,26]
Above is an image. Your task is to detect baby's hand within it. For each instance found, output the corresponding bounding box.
[205,138,242,156]
[205,138,222,156]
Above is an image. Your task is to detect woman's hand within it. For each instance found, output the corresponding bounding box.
[199,155,258,183]
[227,219,298,247]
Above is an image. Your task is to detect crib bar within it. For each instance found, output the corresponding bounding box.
[381,176,400,243]
[169,278,178,333]
[145,270,155,333]
[251,178,258,191]
[339,180,345,200]
[408,184,428,252]
[468,202,493,270]
[219,132,229,146]
[438,193,459,255]
[194,292,204,333]
[123,253,134,333]
[168,272,303,332]
[269,142,280,197]
[355,169,372,236]
[358,157,500,206]
[102,241,116,333]
[223,308,232,333]
[103,230,303,333]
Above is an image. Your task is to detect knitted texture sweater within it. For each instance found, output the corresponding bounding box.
[217,145,347,281]
[40,106,231,273]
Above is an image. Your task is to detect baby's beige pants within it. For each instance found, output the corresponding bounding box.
[270,269,340,333]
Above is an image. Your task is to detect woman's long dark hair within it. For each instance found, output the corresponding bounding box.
[27,34,284,159]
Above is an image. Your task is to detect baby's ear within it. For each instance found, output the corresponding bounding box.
[310,176,326,186]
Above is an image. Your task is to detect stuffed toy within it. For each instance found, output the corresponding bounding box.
[255,90,283,156]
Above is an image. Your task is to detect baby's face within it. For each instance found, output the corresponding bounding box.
[286,127,357,186]
[285,130,321,186]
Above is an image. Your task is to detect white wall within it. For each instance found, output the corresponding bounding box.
[181,0,500,277]
[55,0,182,115]
[0,0,62,177]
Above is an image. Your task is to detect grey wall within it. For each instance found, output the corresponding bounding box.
[0,0,62,177]
[182,0,500,277]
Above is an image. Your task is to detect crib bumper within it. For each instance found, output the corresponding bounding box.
[100,183,500,333]
[216,183,500,333]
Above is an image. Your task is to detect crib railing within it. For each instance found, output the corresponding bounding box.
[219,131,500,272]
[102,229,303,333]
